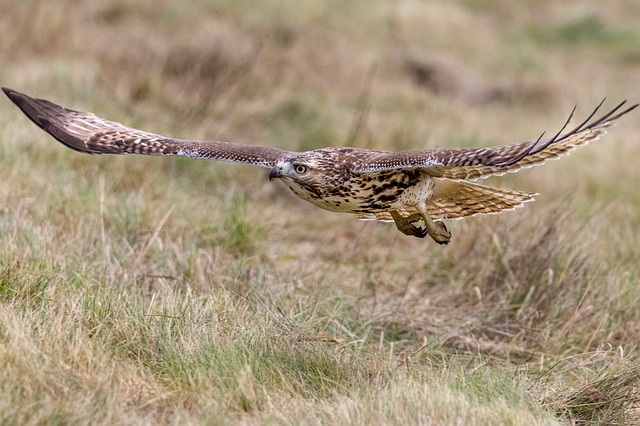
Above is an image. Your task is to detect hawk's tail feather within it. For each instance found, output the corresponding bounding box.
[356,180,536,223]
[356,212,395,222]
[426,179,536,220]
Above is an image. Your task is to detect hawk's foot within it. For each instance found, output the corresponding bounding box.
[428,220,451,245]
[390,211,428,238]
[416,208,452,245]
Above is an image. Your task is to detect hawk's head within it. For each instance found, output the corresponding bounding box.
[268,148,354,201]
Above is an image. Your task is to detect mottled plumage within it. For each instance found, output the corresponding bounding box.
[3,87,636,244]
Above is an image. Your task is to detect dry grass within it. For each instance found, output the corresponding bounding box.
[1,0,640,424]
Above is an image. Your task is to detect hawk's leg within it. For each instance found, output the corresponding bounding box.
[390,210,428,238]
[416,206,451,245]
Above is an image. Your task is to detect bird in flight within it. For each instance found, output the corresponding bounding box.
[3,87,636,244]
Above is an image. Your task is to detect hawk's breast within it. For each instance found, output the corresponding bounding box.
[285,169,435,214]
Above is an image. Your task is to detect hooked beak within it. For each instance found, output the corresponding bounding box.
[269,166,281,181]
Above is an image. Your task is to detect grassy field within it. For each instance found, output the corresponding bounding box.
[1,0,640,424]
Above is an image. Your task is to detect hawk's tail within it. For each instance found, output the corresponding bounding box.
[355,179,536,223]
[426,179,536,220]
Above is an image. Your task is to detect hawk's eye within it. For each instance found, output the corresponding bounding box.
[294,164,308,175]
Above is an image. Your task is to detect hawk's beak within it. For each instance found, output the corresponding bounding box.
[269,166,281,181]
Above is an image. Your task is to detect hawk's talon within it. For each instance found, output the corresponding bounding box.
[415,208,452,245]
[431,221,451,245]
[390,211,428,238]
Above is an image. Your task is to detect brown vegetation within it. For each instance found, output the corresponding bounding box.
[1,0,640,424]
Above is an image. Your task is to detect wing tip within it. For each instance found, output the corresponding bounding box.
[2,87,38,111]
[3,87,46,127]
[3,88,96,154]
[2,86,16,98]
[3,87,30,110]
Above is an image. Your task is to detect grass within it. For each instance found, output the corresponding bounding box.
[1,0,640,424]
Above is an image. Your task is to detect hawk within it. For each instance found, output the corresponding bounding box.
[3,87,637,244]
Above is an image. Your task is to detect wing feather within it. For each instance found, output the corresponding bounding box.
[5,88,636,177]
[3,88,291,168]
[352,100,637,180]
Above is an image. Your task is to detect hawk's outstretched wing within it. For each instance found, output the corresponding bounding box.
[5,88,636,178]
[352,100,637,180]
[2,88,291,168]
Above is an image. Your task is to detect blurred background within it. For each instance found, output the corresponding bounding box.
[1,1,640,423]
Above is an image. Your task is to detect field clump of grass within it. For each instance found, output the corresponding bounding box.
[1,0,640,424]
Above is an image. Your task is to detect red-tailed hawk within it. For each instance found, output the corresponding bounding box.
[3,87,636,244]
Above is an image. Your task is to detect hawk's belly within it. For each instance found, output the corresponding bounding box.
[283,170,435,214]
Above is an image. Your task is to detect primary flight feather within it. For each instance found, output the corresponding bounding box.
[3,87,636,244]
